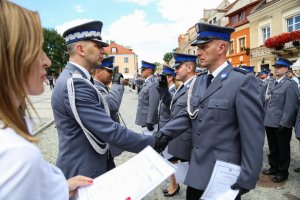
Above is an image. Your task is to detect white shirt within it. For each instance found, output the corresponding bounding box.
[169,84,175,91]
[276,75,286,84]
[184,76,196,86]
[0,125,68,200]
[69,61,91,80]
[208,61,228,82]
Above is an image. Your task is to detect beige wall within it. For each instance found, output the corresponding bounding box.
[113,54,137,78]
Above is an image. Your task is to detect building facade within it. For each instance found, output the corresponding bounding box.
[248,0,300,72]
[226,0,261,67]
[104,41,138,79]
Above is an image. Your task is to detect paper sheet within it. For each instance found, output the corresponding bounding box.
[77,146,176,200]
[201,160,241,200]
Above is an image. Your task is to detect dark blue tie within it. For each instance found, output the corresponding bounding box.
[90,77,94,85]
[206,74,214,88]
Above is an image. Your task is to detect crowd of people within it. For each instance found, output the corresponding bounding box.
[1,0,300,200]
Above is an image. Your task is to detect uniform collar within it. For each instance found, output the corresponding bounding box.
[276,75,286,83]
[69,61,91,80]
[184,75,196,86]
[169,84,175,91]
[208,61,228,81]
[145,75,154,82]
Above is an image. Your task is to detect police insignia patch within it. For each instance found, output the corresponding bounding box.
[220,73,228,80]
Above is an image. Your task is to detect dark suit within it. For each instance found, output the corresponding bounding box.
[160,64,264,197]
[51,63,155,179]
[264,76,299,177]
[94,80,125,157]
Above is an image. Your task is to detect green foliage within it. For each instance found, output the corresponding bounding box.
[163,52,173,64]
[43,28,68,75]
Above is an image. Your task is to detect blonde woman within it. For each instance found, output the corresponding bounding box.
[0,1,93,199]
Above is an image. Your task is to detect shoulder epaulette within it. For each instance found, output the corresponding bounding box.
[233,67,250,74]
[198,71,208,76]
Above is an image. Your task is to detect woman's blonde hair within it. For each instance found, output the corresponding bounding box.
[0,0,43,141]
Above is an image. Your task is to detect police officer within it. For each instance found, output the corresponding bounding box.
[259,69,272,87]
[262,57,299,182]
[258,69,273,104]
[93,56,125,158]
[135,61,160,134]
[51,21,156,179]
[158,65,176,129]
[159,54,196,197]
[154,22,265,200]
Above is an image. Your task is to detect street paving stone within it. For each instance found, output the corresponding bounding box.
[35,86,300,200]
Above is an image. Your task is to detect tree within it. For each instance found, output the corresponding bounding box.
[43,28,68,75]
[163,52,173,64]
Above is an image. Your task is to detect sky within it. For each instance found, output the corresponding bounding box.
[12,0,232,64]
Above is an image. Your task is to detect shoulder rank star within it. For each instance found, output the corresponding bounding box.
[220,73,228,80]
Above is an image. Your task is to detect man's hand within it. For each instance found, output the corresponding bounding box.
[146,123,154,131]
[153,131,171,153]
[231,183,249,196]
[112,72,123,84]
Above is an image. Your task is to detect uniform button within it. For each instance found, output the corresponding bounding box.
[196,145,199,149]
[197,132,200,136]
[199,119,202,122]
[200,104,204,108]
[94,170,97,173]
[216,104,219,107]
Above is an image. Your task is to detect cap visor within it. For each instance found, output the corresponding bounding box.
[191,39,212,46]
[104,67,114,71]
[91,39,109,47]
[172,63,180,69]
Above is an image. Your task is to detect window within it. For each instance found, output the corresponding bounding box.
[240,11,245,22]
[239,37,245,51]
[261,26,270,43]
[287,15,300,32]
[231,15,238,25]
[111,47,117,53]
[229,41,234,54]
[124,68,129,73]
[124,57,128,63]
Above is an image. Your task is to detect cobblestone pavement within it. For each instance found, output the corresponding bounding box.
[35,86,300,200]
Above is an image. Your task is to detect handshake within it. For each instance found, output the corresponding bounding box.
[153,131,171,152]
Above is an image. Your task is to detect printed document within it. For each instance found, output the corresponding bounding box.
[201,160,241,200]
[77,146,176,200]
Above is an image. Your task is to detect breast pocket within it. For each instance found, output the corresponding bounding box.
[208,99,230,123]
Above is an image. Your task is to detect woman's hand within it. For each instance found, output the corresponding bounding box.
[67,175,93,198]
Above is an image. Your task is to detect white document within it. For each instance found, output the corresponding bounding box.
[77,146,176,200]
[201,160,241,200]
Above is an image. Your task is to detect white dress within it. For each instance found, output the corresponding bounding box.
[0,123,68,200]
